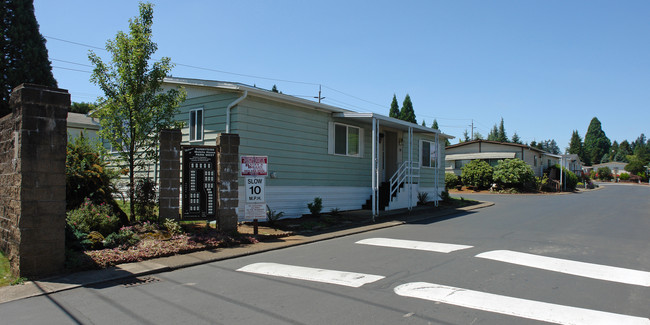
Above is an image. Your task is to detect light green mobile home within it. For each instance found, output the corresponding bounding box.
[163,77,451,219]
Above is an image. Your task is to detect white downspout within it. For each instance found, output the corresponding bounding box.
[226,90,248,133]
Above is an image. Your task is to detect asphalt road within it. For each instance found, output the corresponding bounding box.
[2,184,649,324]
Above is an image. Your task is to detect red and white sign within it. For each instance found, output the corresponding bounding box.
[241,156,268,176]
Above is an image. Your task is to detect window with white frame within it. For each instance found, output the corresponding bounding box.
[420,140,437,168]
[330,123,361,157]
[189,108,203,141]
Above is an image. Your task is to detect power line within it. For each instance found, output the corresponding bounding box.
[52,66,92,73]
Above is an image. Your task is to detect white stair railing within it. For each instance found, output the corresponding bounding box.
[389,161,420,200]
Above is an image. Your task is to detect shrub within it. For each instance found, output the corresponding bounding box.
[461,160,494,190]
[597,167,612,180]
[66,198,121,237]
[444,173,460,189]
[440,190,451,202]
[104,226,141,249]
[163,218,183,235]
[619,173,630,181]
[417,192,429,205]
[493,158,536,191]
[133,178,158,222]
[307,197,323,217]
[66,134,119,210]
[266,206,285,226]
[562,167,578,191]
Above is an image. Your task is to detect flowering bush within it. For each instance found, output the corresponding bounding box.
[66,198,121,236]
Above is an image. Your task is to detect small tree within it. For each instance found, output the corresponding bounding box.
[461,160,493,190]
[493,158,536,191]
[89,3,186,221]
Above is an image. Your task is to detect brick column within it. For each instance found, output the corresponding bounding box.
[216,133,239,232]
[7,84,69,277]
[158,129,181,221]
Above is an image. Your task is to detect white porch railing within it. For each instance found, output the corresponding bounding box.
[389,161,420,200]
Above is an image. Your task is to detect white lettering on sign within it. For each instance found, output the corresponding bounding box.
[245,177,265,203]
[241,156,268,176]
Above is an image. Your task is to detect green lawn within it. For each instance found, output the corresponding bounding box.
[0,251,13,287]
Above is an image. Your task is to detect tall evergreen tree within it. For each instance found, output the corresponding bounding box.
[462,129,470,142]
[389,94,400,119]
[432,119,439,130]
[1,0,58,116]
[511,131,522,144]
[616,140,632,162]
[487,124,499,141]
[609,140,619,162]
[497,117,508,142]
[271,84,279,93]
[568,130,585,162]
[421,120,426,127]
[399,94,416,123]
[584,117,611,166]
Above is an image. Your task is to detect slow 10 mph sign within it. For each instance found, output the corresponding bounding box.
[245,177,265,202]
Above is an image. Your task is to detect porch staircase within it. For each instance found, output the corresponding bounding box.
[362,161,419,211]
[362,182,401,211]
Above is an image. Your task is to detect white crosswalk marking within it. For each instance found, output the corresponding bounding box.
[237,262,385,287]
[476,250,650,287]
[355,238,473,253]
[394,282,650,325]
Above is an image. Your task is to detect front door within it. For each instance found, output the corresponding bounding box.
[380,131,398,183]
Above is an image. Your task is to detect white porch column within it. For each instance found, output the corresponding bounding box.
[371,117,378,220]
[408,126,413,211]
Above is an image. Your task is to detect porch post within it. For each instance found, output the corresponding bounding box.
[435,132,439,207]
[408,126,413,211]
[371,117,378,220]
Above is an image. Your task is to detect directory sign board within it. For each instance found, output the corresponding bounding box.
[182,146,217,219]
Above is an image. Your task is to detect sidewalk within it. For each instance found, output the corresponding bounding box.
[0,201,493,304]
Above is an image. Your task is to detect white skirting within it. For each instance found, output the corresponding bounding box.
[237,186,372,220]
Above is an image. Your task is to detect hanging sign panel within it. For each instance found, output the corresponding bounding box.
[182,146,217,220]
[241,156,268,176]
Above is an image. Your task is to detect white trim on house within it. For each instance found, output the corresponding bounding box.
[189,107,204,142]
[237,186,373,219]
[328,122,365,158]
[445,152,516,161]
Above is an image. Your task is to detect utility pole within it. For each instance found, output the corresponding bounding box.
[314,85,325,103]
[469,119,476,139]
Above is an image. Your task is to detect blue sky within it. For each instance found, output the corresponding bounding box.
[33,0,649,149]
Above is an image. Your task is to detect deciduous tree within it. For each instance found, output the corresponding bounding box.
[89,2,186,221]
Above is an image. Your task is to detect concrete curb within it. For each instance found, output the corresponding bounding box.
[0,201,493,304]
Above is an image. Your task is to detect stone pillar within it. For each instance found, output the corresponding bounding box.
[6,84,69,277]
[216,133,239,232]
[158,129,181,221]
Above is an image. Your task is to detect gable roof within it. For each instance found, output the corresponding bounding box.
[163,77,454,138]
[164,77,353,114]
[446,139,554,155]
